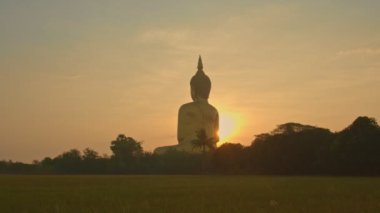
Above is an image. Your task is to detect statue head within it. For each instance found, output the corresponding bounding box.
[190,56,211,101]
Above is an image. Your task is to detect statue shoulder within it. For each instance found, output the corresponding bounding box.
[179,102,218,115]
[208,103,219,114]
[179,102,196,112]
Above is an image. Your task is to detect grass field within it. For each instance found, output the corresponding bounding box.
[0,175,379,213]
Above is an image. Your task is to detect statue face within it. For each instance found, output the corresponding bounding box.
[190,78,211,100]
[191,85,210,101]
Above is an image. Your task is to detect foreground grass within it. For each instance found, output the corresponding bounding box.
[0,175,379,213]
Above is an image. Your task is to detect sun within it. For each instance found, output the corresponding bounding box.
[217,111,242,146]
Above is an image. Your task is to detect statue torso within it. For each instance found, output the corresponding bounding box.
[177,99,219,147]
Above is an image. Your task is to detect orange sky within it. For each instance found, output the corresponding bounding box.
[1,1,380,162]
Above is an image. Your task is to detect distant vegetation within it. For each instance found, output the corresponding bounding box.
[1,116,380,175]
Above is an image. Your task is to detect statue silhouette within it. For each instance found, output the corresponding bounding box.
[154,56,219,154]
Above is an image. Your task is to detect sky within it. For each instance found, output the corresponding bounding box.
[1,0,380,162]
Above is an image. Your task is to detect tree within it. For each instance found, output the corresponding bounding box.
[249,123,333,174]
[83,148,99,161]
[191,129,216,172]
[111,134,143,159]
[213,143,247,174]
[53,149,82,173]
[331,116,380,175]
[271,123,319,135]
[110,134,143,172]
[191,129,216,153]
[82,148,103,173]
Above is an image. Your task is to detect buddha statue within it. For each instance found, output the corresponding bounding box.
[154,56,219,154]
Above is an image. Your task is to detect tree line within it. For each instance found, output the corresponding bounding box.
[1,116,379,175]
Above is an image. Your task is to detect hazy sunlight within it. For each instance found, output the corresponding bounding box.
[217,111,242,146]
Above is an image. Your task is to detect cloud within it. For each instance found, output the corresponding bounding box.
[136,27,225,54]
[337,48,380,57]
[138,29,189,44]
[62,74,82,80]
[135,2,299,54]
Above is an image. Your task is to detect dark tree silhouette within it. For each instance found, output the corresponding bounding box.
[83,148,99,160]
[110,134,143,159]
[213,143,247,174]
[2,116,380,175]
[249,123,334,174]
[191,129,216,153]
[82,148,105,173]
[53,149,82,173]
[190,129,216,172]
[110,134,143,173]
[331,116,380,174]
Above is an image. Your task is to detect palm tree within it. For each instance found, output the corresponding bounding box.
[191,129,216,172]
[191,129,216,154]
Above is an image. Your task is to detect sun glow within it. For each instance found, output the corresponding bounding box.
[217,111,242,146]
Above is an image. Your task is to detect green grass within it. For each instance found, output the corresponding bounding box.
[0,175,379,213]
